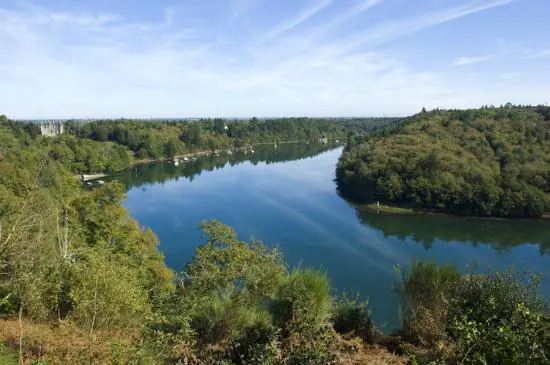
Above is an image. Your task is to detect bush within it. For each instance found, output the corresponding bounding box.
[449,270,550,364]
[282,326,338,365]
[273,268,331,335]
[394,261,460,344]
[226,323,279,365]
[396,262,550,364]
[331,293,377,343]
[190,287,272,345]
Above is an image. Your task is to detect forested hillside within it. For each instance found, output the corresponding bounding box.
[337,105,550,217]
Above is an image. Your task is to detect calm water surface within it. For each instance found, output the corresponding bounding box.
[114,143,550,331]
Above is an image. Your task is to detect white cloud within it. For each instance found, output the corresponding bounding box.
[452,55,493,66]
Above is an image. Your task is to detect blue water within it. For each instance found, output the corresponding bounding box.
[118,144,550,331]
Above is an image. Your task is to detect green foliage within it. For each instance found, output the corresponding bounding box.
[2,114,550,364]
[190,286,272,345]
[337,106,550,217]
[0,345,18,365]
[154,222,339,364]
[64,117,398,162]
[331,293,377,343]
[397,261,550,364]
[281,325,338,365]
[185,220,287,299]
[273,268,332,335]
[394,261,460,344]
[0,117,175,363]
[448,270,550,364]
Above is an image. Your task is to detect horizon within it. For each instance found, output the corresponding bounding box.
[1,0,549,119]
[12,102,547,122]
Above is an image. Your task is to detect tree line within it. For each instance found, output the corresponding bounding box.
[64,117,399,161]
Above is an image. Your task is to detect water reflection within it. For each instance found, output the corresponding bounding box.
[110,142,341,190]
[355,207,550,255]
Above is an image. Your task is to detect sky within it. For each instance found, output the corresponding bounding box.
[0,0,548,118]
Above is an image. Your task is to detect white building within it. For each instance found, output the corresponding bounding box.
[40,121,64,136]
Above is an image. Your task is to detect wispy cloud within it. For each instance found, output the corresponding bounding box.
[262,0,334,41]
[327,0,514,57]
[452,55,493,66]
[0,0,547,118]
[304,0,385,40]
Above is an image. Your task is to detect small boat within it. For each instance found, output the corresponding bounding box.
[86,182,92,186]
[183,157,190,162]
[251,149,255,153]
[227,150,233,155]
[98,180,105,185]
[174,161,180,166]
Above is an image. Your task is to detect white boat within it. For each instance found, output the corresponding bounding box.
[98,180,105,185]
[183,157,190,162]
[251,149,255,153]
[174,161,180,166]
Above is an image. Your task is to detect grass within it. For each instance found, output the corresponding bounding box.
[0,345,17,365]
[363,203,419,215]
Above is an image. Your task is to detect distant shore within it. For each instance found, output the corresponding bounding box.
[78,139,342,182]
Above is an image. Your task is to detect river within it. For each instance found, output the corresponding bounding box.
[107,143,550,331]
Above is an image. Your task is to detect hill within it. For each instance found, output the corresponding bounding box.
[336,105,550,218]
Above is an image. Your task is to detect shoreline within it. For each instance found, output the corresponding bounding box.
[131,139,342,166]
[361,202,550,221]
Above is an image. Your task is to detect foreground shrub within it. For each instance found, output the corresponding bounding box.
[331,293,377,343]
[394,261,460,344]
[449,270,550,364]
[273,268,332,335]
[396,261,550,364]
[190,287,272,345]
[282,325,338,365]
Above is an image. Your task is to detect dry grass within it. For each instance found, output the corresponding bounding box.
[336,337,407,365]
[0,319,138,364]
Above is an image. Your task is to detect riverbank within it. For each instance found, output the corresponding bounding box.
[362,202,421,215]
[132,139,342,165]
[361,202,550,221]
